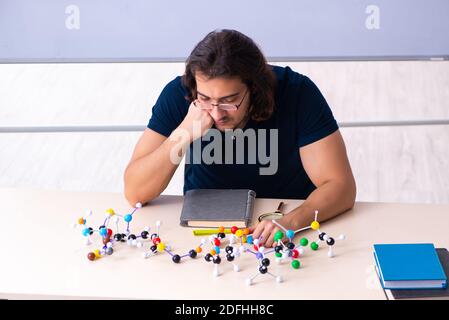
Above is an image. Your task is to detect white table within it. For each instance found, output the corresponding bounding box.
[1,187,448,299]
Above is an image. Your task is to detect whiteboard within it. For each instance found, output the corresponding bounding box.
[0,0,448,62]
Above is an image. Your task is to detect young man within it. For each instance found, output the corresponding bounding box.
[124,29,356,247]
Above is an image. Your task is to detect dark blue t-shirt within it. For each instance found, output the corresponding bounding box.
[147,65,338,199]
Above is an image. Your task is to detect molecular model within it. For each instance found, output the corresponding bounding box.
[73,206,346,287]
[203,226,247,276]
[73,203,207,264]
[73,202,157,261]
[271,209,346,260]
[243,236,282,286]
[199,226,282,285]
[142,220,205,264]
[306,210,346,258]
[238,209,346,285]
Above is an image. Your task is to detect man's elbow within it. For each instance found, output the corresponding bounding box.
[124,189,142,208]
[124,185,159,208]
[123,168,150,207]
[344,177,357,211]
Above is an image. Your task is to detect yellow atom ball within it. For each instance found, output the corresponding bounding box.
[156,242,165,252]
[106,208,115,216]
[78,218,85,225]
[235,230,243,238]
[157,242,166,252]
[311,221,320,230]
[210,249,216,256]
[242,235,247,243]
[94,249,101,258]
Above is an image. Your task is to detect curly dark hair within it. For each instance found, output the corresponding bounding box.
[182,29,276,122]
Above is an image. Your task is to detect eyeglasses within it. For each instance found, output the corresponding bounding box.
[193,89,248,111]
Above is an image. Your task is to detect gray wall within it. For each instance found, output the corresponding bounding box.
[1,2,448,204]
[1,0,448,62]
[1,61,449,204]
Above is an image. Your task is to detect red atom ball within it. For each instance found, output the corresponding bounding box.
[87,252,96,261]
[292,249,299,258]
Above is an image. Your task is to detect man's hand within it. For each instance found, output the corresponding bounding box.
[249,213,300,248]
[177,100,214,142]
[249,220,279,248]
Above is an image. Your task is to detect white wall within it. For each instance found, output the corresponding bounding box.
[1,61,448,204]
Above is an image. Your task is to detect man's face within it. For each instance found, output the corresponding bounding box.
[195,72,250,131]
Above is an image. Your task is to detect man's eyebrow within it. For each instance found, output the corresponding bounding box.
[197,90,240,100]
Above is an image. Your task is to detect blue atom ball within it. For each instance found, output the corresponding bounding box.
[124,214,132,222]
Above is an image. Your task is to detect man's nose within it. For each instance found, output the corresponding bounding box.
[209,105,226,120]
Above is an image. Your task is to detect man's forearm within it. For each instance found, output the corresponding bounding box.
[124,131,190,205]
[285,179,356,231]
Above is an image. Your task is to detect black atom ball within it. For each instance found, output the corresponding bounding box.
[205,253,212,262]
[189,249,197,258]
[319,232,327,241]
[275,245,283,253]
[261,258,270,267]
[326,237,335,246]
[259,265,268,274]
[141,231,149,239]
[172,254,181,263]
[213,256,221,264]
[226,254,234,262]
[286,242,295,250]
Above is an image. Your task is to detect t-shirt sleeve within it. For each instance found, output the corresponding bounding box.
[147,77,189,137]
[296,76,339,148]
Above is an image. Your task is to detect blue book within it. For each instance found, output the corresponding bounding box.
[373,243,447,290]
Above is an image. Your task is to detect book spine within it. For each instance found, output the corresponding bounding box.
[245,190,256,227]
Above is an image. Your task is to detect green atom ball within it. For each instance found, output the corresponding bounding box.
[291,260,300,269]
[275,252,282,258]
[300,237,309,246]
[273,230,284,242]
[310,242,319,250]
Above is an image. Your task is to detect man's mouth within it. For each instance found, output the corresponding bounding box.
[216,118,228,125]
